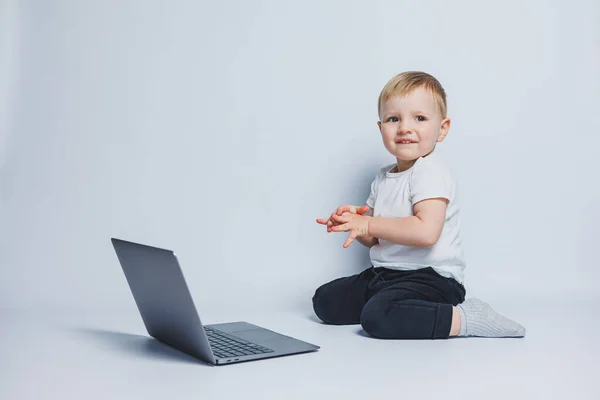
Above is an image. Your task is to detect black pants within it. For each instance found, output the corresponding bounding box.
[312,266,466,339]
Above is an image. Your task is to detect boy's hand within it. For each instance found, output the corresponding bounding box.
[316,205,370,232]
[329,212,371,248]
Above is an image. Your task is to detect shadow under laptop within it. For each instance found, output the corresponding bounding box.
[69,327,210,366]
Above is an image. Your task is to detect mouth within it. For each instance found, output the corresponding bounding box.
[395,139,417,144]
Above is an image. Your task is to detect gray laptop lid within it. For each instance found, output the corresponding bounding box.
[111,238,215,363]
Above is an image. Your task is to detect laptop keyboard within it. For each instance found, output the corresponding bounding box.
[204,326,274,359]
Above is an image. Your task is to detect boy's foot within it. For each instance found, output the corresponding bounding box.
[457,298,526,338]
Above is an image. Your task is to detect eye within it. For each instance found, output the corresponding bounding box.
[415,115,427,122]
[387,116,399,122]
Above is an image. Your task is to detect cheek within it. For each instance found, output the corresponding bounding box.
[421,129,438,142]
[382,127,396,140]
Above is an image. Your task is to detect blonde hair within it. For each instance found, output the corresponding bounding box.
[378,71,447,119]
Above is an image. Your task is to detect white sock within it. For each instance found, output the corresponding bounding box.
[457,298,526,338]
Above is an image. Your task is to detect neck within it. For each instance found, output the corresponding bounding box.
[395,147,436,172]
[395,159,418,172]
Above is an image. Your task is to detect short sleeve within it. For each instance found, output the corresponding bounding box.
[409,159,454,205]
[366,169,383,208]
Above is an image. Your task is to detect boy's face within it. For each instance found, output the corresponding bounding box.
[377,87,450,169]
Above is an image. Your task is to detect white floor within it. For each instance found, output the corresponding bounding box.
[2,299,598,400]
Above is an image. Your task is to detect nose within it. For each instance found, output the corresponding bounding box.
[397,121,413,134]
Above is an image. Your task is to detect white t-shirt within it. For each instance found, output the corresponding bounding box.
[366,152,466,283]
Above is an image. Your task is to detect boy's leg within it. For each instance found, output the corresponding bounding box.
[359,269,525,339]
[360,268,465,339]
[312,267,378,325]
[361,291,455,339]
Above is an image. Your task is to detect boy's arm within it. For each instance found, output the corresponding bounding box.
[357,207,379,248]
[368,198,447,247]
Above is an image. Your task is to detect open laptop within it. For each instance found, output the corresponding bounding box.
[111,238,319,365]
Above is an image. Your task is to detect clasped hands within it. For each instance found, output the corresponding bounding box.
[316,204,372,248]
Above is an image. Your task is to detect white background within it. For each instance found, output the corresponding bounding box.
[2,2,600,400]
[1,0,599,314]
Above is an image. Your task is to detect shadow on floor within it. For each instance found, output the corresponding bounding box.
[306,314,324,324]
[68,327,209,366]
[307,314,377,339]
[356,328,374,339]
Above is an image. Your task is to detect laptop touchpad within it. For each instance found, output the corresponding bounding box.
[232,329,281,343]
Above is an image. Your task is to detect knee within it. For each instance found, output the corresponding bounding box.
[361,298,436,339]
[360,299,389,338]
[312,284,336,324]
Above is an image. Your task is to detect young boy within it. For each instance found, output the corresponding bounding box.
[314,71,525,339]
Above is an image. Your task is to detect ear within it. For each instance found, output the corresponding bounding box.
[437,117,451,142]
[377,120,383,134]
